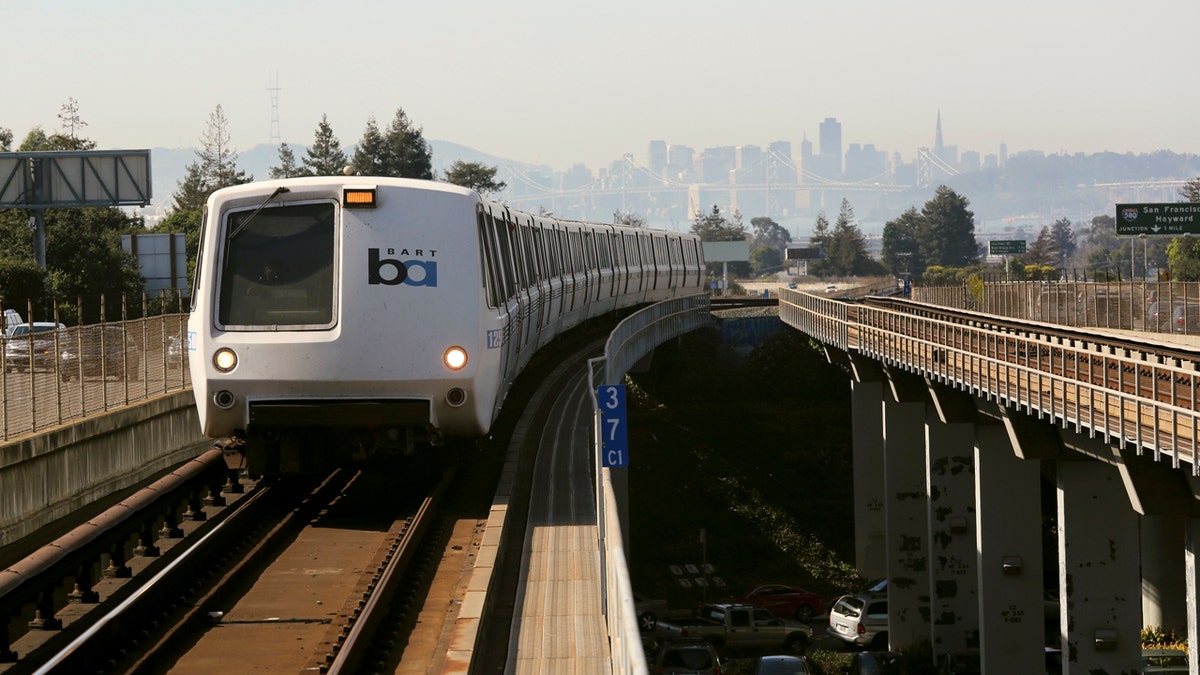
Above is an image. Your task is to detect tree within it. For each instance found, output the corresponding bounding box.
[351,116,387,176]
[443,160,507,195]
[613,210,646,228]
[821,198,876,276]
[881,207,923,278]
[1050,218,1077,267]
[172,161,210,212]
[917,186,978,268]
[354,108,433,179]
[0,127,12,152]
[1022,226,1059,267]
[750,244,783,275]
[383,108,433,179]
[55,97,93,150]
[44,207,145,322]
[1167,180,1200,280]
[690,205,748,277]
[268,142,304,179]
[1181,178,1200,204]
[303,114,348,176]
[750,216,791,252]
[690,205,746,241]
[197,104,251,190]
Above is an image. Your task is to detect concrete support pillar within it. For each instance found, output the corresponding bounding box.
[1186,518,1200,669]
[925,400,979,656]
[1058,460,1140,672]
[975,418,1044,674]
[882,369,930,650]
[850,363,886,578]
[1143,513,1186,635]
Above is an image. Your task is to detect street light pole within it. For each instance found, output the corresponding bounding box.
[1140,234,1148,281]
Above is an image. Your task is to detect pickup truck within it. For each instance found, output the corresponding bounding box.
[651,602,811,655]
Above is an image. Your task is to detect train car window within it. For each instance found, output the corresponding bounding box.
[478,209,503,308]
[494,211,518,300]
[559,229,571,275]
[596,230,612,269]
[521,219,538,285]
[218,201,336,330]
[190,205,209,312]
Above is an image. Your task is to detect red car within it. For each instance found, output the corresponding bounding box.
[722,583,824,622]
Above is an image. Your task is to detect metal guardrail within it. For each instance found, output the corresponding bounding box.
[0,313,191,441]
[587,293,713,675]
[779,287,1200,472]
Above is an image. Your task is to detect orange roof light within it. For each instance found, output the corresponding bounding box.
[343,186,377,208]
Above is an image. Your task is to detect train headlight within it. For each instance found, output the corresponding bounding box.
[443,346,468,371]
[213,348,238,373]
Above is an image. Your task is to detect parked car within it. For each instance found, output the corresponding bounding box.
[635,592,670,633]
[166,332,187,369]
[2,308,23,335]
[754,654,811,675]
[1142,648,1188,674]
[827,592,888,649]
[652,603,812,655]
[721,583,824,622]
[1171,304,1200,335]
[59,324,141,381]
[850,651,908,675]
[653,638,721,675]
[3,322,65,373]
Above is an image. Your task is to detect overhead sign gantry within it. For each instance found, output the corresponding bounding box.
[0,150,152,268]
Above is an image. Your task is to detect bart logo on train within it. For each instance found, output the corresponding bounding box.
[368,248,438,286]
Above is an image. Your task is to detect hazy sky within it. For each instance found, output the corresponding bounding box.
[6,0,1199,171]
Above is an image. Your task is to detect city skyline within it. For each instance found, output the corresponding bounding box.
[6,1,1200,173]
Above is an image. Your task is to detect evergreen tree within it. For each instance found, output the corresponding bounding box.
[1022,226,1059,267]
[690,205,748,277]
[269,142,305,179]
[1050,217,1077,267]
[303,114,348,176]
[197,104,251,189]
[824,198,873,276]
[55,97,94,149]
[881,207,923,278]
[351,116,387,176]
[917,185,978,268]
[172,161,210,212]
[382,108,433,179]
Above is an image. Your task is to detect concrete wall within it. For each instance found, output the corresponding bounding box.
[0,390,208,548]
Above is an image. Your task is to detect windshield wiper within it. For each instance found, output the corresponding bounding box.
[227,186,290,241]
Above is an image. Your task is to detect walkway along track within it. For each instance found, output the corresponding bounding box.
[781,291,1200,468]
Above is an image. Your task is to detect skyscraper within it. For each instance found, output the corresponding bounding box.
[819,117,842,178]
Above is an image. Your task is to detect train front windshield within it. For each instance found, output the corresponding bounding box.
[218,201,336,329]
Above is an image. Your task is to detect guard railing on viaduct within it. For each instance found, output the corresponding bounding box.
[779,282,1200,472]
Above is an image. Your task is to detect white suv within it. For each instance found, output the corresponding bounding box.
[827,593,888,649]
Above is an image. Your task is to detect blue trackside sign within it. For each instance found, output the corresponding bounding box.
[598,384,629,467]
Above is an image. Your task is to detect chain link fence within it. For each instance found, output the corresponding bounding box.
[1,297,191,441]
[913,280,1200,336]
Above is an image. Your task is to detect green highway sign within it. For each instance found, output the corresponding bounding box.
[1116,203,1200,236]
[988,239,1027,255]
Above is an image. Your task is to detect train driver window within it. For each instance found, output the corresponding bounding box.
[218,201,336,329]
